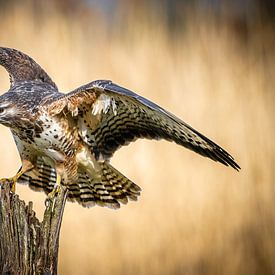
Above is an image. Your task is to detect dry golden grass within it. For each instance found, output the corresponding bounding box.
[0,4,274,275]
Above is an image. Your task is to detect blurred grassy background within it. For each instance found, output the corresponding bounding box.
[0,1,275,274]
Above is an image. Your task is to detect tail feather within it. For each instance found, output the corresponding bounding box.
[18,157,141,209]
[18,157,56,193]
[67,162,141,209]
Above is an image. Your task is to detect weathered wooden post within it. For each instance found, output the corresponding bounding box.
[0,181,67,274]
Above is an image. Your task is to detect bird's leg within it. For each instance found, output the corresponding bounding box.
[0,159,33,192]
[47,173,62,200]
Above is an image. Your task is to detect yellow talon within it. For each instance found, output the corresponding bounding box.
[0,160,34,193]
[47,174,62,199]
[10,176,17,192]
[0,173,22,192]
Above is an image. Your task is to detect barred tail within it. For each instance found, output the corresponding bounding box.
[18,157,141,209]
[18,157,56,193]
[67,162,141,209]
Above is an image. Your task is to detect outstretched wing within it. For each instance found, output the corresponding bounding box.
[46,80,240,170]
[0,47,58,90]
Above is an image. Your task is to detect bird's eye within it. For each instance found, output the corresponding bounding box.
[0,108,5,114]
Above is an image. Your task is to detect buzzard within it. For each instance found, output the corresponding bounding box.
[0,47,240,209]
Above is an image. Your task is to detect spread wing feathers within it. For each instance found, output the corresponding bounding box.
[18,156,141,209]
[47,80,240,170]
[0,47,58,90]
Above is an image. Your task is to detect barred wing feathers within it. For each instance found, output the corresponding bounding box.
[58,80,240,170]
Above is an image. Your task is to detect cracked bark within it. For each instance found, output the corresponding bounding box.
[0,182,67,274]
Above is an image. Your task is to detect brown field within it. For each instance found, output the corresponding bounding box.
[0,3,274,275]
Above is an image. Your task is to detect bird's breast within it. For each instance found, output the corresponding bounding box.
[34,112,79,161]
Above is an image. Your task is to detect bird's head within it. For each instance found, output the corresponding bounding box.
[0,92,29,129]
[0,47,58,130]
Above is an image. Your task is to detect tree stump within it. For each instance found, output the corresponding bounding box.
[0,181,67,274]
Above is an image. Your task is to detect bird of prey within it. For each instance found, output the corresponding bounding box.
[0,47,240,209]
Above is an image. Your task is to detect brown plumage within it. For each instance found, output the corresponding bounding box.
[0,47,240,209]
